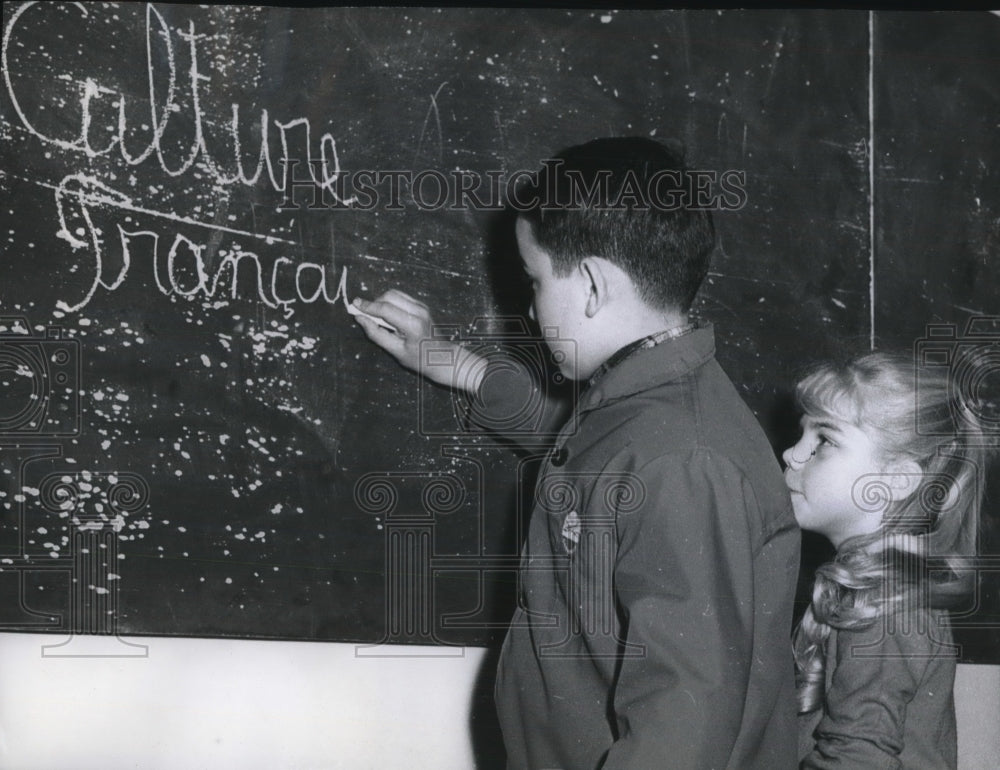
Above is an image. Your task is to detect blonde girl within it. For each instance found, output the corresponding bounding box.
[783,351,994,769]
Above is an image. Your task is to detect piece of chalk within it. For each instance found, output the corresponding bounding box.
[347,301,399,333]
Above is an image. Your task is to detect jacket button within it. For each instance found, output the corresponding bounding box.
[551,446,567,467]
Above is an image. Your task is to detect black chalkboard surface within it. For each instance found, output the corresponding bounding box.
[1,4,998,658]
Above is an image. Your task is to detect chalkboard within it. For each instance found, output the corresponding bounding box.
[1,4,998,658]
[872,12,1000,663]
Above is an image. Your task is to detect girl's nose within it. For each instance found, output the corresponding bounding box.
[783,443,812,468]
[528,302,536,322]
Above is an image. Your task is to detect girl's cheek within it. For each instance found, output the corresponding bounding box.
[788,497,812,530]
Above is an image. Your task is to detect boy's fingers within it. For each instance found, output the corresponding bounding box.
[355,314,405,353]
[355,289,430,324]
[354,295,402,320]
[381,289,429,315]
[355,298,412,330]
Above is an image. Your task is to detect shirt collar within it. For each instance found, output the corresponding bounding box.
[578,322,715,411]
[585,322,697,391]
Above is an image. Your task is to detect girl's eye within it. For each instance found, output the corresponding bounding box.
[816,434,835,449]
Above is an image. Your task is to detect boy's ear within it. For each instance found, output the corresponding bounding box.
[579,257,611,318]
[884,458,923,501]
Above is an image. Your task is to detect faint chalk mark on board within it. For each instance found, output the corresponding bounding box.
[414,81,450,168]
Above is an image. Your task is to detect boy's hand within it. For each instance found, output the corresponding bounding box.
[352,290,487,394]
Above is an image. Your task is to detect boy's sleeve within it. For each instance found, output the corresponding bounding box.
[600,449,758,769]
[800,617,941,770]
[463,352,571,447]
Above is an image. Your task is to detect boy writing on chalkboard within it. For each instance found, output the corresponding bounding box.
[354,137,800,769]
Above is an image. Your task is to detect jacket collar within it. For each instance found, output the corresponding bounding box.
[577,322,716,412]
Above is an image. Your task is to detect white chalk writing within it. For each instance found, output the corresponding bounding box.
[3,2,358,315]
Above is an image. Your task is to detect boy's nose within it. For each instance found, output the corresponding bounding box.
[528,303,536,322]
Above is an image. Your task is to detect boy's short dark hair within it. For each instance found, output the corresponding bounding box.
[516,136,716,312]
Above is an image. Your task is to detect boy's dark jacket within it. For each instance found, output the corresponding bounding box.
[475,324,800,769]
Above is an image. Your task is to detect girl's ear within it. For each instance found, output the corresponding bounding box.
[884,457,923,501]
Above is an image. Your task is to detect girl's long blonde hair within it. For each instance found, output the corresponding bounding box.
[792,351,996,713]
